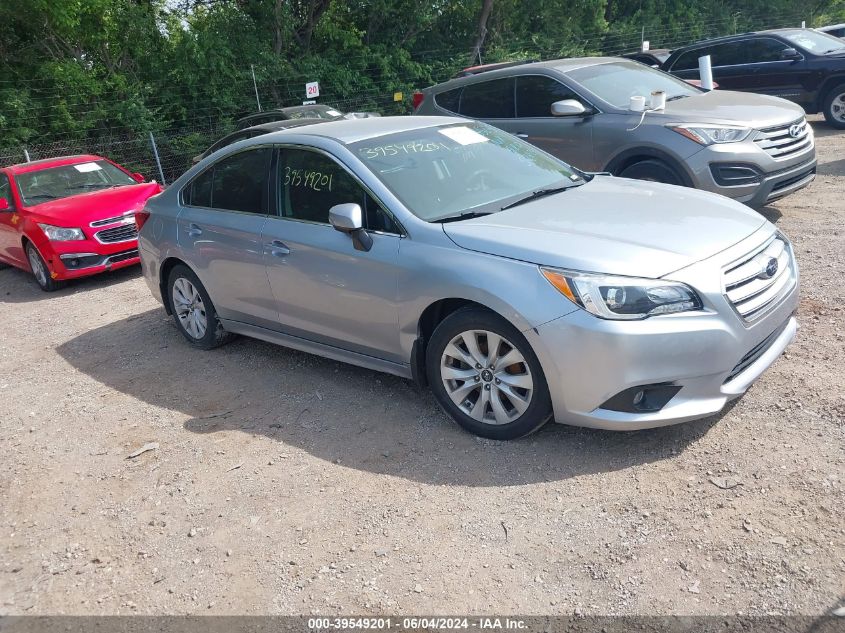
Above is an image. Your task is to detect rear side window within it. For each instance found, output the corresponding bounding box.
[184,147,271,214]
[516,76,582,117]
[0,174,12,207]
[709,42,747,66]
[434,87,462,114]
[460,78,515,118]
[671,47,712,71]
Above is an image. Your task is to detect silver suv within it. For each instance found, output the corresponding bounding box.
[139,117,798,440]
[415,58,817,207]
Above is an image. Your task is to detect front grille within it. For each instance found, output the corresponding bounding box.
[768,166,816,197]
[724,319,790,383]
[723,235,796,322]
[754,118,812,160]
[95,224,138,243]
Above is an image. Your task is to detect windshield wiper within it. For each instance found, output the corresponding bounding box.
[667,94,690,101]
[500,185,572,211]
[25,194,59,201]
[433,211,494,223]
[823,48,845,54]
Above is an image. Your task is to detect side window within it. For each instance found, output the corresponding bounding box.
[516,76,582,117]
[184,147,271,213]
[709,42,746,67]
[745,38,789,63]
[0,174,12,207]
[434,87,462,114]
[671,48,709,71]
[460,78,515,118]
[279,148,399,233]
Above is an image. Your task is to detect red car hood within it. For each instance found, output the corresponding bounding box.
[27,183,162,225]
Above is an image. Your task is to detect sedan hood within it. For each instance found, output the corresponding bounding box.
[28,183,162,225]
[442,177,768,278]
[661,89,806,128]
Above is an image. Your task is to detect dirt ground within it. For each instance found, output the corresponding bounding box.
[1,116,843,618]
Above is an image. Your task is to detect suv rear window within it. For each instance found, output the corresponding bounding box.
[434,87,462,114]
[459,78,515,118]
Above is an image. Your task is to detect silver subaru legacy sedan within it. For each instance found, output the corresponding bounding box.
[138,116,799,440]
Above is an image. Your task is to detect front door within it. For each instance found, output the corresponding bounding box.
[176,146,277,327]
[262,147,404,362]
[497,75,597,170]
[0,173,23,266]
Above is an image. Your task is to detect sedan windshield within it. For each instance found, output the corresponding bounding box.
[16,160,136,206]
[780,29,845,54]
[567,60,701,108]
[350,122,583,221]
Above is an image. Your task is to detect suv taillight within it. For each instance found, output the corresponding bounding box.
[135,209,151,230]
[412,91,424,110]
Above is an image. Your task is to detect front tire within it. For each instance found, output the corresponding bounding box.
[822,83,845,129]
[618,159,683,186]
[426,307,552,440]
[167,264,233,349]
[25,242,63,292]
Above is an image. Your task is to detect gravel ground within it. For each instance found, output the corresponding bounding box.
[0,117,843,617]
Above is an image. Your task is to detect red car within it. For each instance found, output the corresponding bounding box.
[0,154,162,291]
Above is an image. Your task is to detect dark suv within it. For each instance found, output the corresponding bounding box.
[662,28,845,128]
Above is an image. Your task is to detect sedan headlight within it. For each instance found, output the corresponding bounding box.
[541,267,703,320]
[669,124,752,145]
[38,223,85,241]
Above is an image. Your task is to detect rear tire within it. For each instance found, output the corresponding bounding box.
[618,159,683,186]
[25,242,63,292]
[426,307,552,440]
[167,264,233,350]
[822,83,845,129]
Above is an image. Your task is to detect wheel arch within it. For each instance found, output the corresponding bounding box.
[411,297,516,388]
[603,147,694,187]
[815,76,845,113]
[158,256,198,315]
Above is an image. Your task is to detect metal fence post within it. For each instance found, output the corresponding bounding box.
[23,149,31,162]
[148,131,166,186]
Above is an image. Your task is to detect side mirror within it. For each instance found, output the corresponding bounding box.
[780,47,801,61]
[132,172,145,183]
[0,197,10,212]
[329,203,372,252]
[551,99,588,116]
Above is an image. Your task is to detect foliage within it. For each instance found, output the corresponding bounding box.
[0,0,843,150]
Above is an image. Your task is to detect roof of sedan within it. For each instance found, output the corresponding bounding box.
[261,115,459,144]
[4,154,104,174]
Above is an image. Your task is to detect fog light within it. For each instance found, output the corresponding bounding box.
[600,383,682,413]
[632,390,645,406]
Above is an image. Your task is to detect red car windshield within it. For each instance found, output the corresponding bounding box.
[15,160,136,206]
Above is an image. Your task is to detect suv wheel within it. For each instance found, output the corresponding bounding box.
[426,307,552,440]
[822,83,845,129]
[167,264,233,349]
[618,159,683,186]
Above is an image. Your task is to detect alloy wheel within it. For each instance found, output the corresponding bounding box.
[172,277,208,339]
[831,91,845,123]
[439,329,533,425]
[27,247,48,287]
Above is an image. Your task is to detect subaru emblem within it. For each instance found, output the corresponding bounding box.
[763,257,779,279]
[788,124,803,138]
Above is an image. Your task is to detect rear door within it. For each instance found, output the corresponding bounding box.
[261,146,404,362]
[740,37,812,106]
[177,147,277,327]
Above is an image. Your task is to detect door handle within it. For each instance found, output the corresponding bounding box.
[187,223,202,237]
[516,133,529,138]
[268,239,290,257]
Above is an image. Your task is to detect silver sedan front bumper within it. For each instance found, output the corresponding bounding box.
[527,228,799,430]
